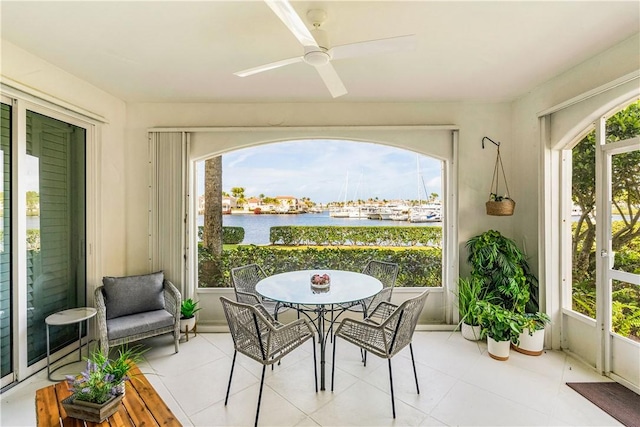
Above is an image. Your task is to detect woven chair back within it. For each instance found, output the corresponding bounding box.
[220,296,271,364]
[362,260,399,289]
[231,264,266,297]
[387,290,429,357]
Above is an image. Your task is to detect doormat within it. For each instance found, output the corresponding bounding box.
[567,382,640,427]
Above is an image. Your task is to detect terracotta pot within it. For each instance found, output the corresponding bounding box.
[461,323,482,341]
[513,328,544,356]
[487,337,510,361]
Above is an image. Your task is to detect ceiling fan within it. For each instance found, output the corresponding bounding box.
[234,0,416,98]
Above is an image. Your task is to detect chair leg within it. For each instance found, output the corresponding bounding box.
[331,335,336,392]
[255,365,266,427]
[225,351,237,405]
[409,343,420,394]
[388,359,396,419]
[312,335,318,392]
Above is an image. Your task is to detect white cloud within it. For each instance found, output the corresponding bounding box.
[198,140,442,203]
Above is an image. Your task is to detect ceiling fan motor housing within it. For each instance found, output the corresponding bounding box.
[304,47,330,66]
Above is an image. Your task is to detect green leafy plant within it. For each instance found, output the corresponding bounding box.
[489,193,511,202]
[455,277,485,327]
[65,345,146,404]
[520,312,550,335]
[477,300,523,344]
[91,344,147,383]
[66,359,116,404]
[466,230,536,313]
[181,298,201,319]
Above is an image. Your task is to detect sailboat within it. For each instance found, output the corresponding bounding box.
[408,156,442,223]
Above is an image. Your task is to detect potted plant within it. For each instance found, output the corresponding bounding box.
[63,351,129,422]
[466,230,537,314]
[513,312,550,356]
[180,298,201,337]
[91,344,147,395]
[455,277,485,341]
[477,301,523,361]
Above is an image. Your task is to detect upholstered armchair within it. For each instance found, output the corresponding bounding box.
[95,271,181,355]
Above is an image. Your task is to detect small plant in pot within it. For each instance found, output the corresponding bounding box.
[513,312,550,356]
[91,344,147,395]
[180,298,201,337]
[477,301,523,361]
[455,277,485,341]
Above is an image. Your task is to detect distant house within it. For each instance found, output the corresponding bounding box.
[222,196,237,213]
[245,197,261,211]
[275,196,299,213]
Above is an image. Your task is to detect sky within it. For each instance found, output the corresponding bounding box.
[197,140,442,204]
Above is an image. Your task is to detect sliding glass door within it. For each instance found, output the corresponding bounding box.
[1,100,13,387]
[0,93,91,386]
[26,110,86,366]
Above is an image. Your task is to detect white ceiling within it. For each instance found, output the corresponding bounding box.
[1,1,638,103]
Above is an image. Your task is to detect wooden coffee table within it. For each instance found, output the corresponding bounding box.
[35,364,181,426]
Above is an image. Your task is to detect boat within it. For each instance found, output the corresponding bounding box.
[408,206,441,223]
[409,203,442,222]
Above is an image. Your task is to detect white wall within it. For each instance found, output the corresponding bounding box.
[127,102,515,277]
[511,33,640,353]
[1,40,128,283]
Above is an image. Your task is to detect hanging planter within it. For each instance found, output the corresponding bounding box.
[483,137,515,216]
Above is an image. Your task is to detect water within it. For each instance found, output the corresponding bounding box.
[198,212,438,245]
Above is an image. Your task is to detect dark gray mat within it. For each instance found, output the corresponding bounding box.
[567,382,640,427]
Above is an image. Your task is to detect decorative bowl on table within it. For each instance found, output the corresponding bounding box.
[310,273,331,292]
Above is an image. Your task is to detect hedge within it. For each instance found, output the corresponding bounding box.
[198,244,442,288]
[198,226,245,244]
[269,226,441,247]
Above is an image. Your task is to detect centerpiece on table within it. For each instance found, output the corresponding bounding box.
[62,345,146,423]
[310,273,331,293]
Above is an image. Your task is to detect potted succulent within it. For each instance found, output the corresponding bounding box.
[513,312,550,356]
[180,298,201,337]
[477,301,523,361]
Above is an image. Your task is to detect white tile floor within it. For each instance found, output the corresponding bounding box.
[1,331,622,426]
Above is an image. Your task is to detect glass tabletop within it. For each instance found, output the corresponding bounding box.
[256,270,383,305]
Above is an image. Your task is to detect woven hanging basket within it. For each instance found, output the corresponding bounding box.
[486,199,516,216]
[486,146,515,216]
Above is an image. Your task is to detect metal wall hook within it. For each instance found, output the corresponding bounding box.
[482,136,500,149]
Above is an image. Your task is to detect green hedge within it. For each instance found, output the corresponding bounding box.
[198,244,442,288]
[198,226,245,244]
[269,226,441,247]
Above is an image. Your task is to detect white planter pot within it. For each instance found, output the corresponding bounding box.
[487,337,510,361]
[461,323,482,341]
[514,328,544,356]
[180,317,196,333]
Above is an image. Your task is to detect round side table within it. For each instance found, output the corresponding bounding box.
[45,307,97,381]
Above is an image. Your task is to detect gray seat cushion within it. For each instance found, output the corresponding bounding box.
[103,271,165,319]
[106,309,174,340]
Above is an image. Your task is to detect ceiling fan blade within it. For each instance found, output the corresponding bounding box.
[264,0,318,47]
[314,62,347,98]
[234,56,304,77]
[329,34,417,61]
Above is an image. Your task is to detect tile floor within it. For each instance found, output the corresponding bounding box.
[1,331,622,426]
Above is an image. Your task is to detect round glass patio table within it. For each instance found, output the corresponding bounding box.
[256,269,382,390]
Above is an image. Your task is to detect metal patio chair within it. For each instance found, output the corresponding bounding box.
[230,264,289,318]
[331,290,430,418]
[220,297,317,427]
